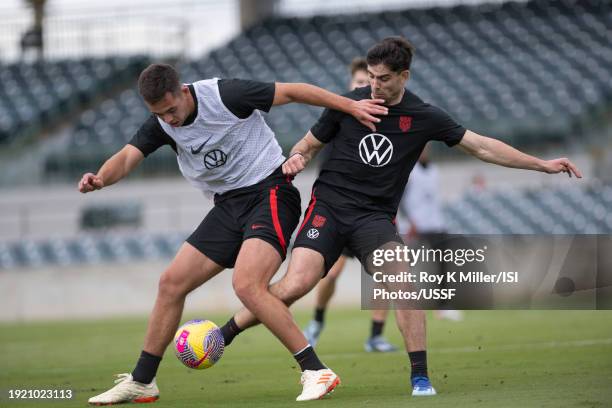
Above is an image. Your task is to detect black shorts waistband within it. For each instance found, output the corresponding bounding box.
[214,166,293,204]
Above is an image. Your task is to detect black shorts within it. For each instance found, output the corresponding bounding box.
[187,167,301,268]
[293,190,402,274]
[340,247,356,258]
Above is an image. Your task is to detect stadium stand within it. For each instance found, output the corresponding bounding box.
[43,85,177,178]
[226,0,612,145]
[47,0,611,178]
[445,182,612,234]
[0,231,186,269]
[0,55,149,145]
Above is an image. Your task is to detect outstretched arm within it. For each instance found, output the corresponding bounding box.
[78,144,145,193]
[282,131,325,176]
[457,130,582,178]
[272,83,388,132]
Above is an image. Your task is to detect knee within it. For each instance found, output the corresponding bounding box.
[158,269,188,300]
[232,276,261,305]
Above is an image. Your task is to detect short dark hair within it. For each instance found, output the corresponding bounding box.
[349,57,368,76]
[138,63,181,104]
[366,37,415,73]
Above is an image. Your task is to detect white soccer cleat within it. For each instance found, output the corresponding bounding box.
[88,373,159,405]
[296,368,340,401]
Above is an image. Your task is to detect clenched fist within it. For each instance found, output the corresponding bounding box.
[78,173,104,193]
[282,153,306,176]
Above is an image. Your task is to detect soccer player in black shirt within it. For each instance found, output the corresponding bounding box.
[221,37,582,398]
[303,57,399,353]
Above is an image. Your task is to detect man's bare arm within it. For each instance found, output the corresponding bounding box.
[273,82,387,132]
[78,144,145,193]
[282,131,325,176]
[458,130,582,178]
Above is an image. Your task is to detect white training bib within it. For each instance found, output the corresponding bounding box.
[158,79,285,195]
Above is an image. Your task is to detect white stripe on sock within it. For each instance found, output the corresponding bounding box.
[293,344,312,356]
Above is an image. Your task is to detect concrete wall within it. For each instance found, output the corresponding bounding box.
[0,255,364,322]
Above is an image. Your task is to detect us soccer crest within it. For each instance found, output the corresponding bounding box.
[312,214,326,228]
[399,116,412,132]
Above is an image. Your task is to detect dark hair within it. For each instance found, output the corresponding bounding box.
[366,37,415,72]
[138,63,181,104]
[349,57,368,76]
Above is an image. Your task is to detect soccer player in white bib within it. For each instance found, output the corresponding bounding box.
[80,63,387,404]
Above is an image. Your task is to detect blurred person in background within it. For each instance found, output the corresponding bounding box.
[79,63,387,404]
[398,146,463,321]
[303,57,399,352]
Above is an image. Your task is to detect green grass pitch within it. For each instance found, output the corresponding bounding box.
[1,310,611,407]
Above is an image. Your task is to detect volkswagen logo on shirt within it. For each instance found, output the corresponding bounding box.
[358,133,393,167]
[204,149,227,169]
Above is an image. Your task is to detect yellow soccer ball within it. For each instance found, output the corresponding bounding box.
[173,319,225,369]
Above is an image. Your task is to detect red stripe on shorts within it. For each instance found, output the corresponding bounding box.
[297,189,317,235]
[270,186,287,254]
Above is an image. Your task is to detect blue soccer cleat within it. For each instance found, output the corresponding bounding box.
[411,376,437,396]
[364,335,398,352]
[303,320,323,348]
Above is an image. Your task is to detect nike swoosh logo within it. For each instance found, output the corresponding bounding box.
[191,348,211,368]
[190,135,213,155]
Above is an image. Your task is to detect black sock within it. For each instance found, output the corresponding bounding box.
[314,307,326,324]
[371,320,385,338]
[220,317,243,347]
[294,346,326,371]
[408,350,428,379]
[131,350,162,384]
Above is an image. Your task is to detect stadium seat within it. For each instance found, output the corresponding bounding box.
[0,232,187,270]
[0,56,149,145]
[445,183,612,235]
